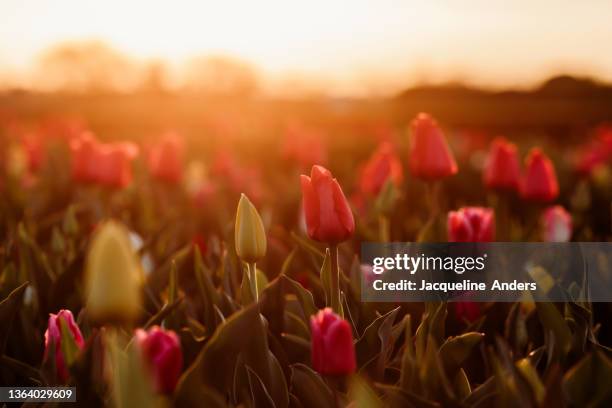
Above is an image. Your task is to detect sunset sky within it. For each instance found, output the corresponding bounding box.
[2,0,612,95]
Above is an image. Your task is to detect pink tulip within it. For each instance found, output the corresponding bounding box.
[135,326,183,394]
[541,205,572,242]
[44,310,85,382]
[310,308,356,375]
[447,207,495,242]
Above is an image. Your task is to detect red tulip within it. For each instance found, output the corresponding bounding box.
[541,205,572,242]
[134,326,183,394]
[70,132,138,188]
[44,309,85,382]
[70,131,100,183]
[310,308,356,375]
[359,142,403,196]
[483,137,521,191]
[454,301,481,323]
[575,127,612,176]
[447,207,495,242]
[22,133,45,172]
[521,148,559,202]
[148,132,184,184]
[93,143,137,188]
[300,165,355,243]
[409,113,458,180]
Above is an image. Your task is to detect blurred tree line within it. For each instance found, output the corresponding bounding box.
[34,41,260,97]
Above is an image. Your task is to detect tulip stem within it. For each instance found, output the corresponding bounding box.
[248,262,258,302]
[378,215,390,242]
[329,244,342,317]
[417,181,441,241]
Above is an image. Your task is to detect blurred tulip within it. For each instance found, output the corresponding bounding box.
[44,309,85,382]
[281,122,327,168]
[483,137,521,191]
[521,148,559,202]
[447,207,495,242]
[70,131,100,183]
[22,133,44,172]
[541,205,572,242]
[148,132,184,184]
[359,142,403,196]
[310,308,356,375]
[70,132,138,188]
[454,301,481,323]
[408,113,458,180]
[134,326,183,394]
[192,233,208,255]
[85,221,142,325]
[300,165,355,244]
[211,149,263,201]
[235,194,267,263]
[574,127,612,176]
[93,143,137,188]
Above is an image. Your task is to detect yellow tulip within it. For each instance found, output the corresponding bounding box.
[235,194,267,263]
[85,220,142,325]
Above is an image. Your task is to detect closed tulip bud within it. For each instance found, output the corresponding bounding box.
[134,326,183,394]
[409,113,458,180]
[85,221,142,325]
[301,165,355,244]
[235,194,267,263]
[148,132,184,184]
[483,137,521,191]
[447,207,495,242]
[541,205,572,242]
[44,309,85,382]
[521,148,559,202]
[310,308,356,375]
[359,142,403,196]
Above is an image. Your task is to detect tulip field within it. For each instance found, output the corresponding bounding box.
[0,105,611,408]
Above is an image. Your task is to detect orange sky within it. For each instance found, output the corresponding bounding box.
[1,0,612,96]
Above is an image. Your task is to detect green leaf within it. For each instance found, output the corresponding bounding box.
[355,307,400,379]
[0,282,28,354]
[143,297,183,330]
[536,302,572,361]
[563,350,612,406]
[349,375,383,408]
[279,248,297,276]
[290,232,325,259]
[109,330,156,408]
[419,336,455,402]
[378,384,441,408]
[194,246,220,332]
[439,332,484,375]
[515,358,544,404]
[59,317,80,373]
[400,315,416,392]
[452,368,471,400]
[320,249,332,308]
[175,304,289,407]
[289,364,335,408]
